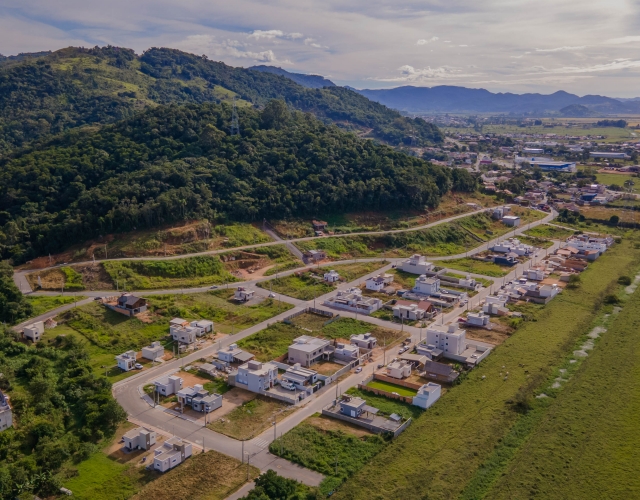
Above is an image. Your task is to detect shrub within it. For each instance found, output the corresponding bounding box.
[618,276,632,286]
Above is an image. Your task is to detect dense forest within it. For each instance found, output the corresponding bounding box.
[0,46,443,153]
[0,326,127,498]
[0,100,475,264]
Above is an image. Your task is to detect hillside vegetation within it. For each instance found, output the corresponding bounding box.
[0,46,442,153]
[0,100,470,264]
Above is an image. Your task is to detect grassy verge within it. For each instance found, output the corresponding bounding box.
[269,418,390,496]
[345,388,423,420]
[24,295,86,317]
[258,272,335,300]
[103,255,239,290]
[366,380,418,396]
[440,257,511,277]
[207,396,295,440]
[131,450,259,500]
[524,223,577,240]
[333,239,639,500]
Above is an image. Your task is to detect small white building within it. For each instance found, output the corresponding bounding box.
[190,319,214,333]
[324,270,340,283]
[169,318,204,344]
[386,359,412,379]
[365,274,394,291]
[217,343,255,364]
[281,364,319,392]
[483,295,509,316]
[23,321,44,342]
[334,342,360,362]
[401,254,435,275]
[526,268,545,281]
[288,335,332,367]
[324,288,382,315]
[154,437,192,473]
[123,427,156,451]
[413,275,440,296]
[393,301,428,321]
[176,384,223,413]
[0,391,12,432]
[236,360,278,392]
[465,312,490,327]
[350,333,377,350]
[234,286,255,302]
[115,350,137,371]
[413,383,441,409]
[154,375,183,396]
[141,341,165,361]
[502,215,521,227]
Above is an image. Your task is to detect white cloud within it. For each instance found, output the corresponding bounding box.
[605,35,640,45]
[531,58,640,75]
[304,38,329,49]
[373,64,475,82]
[458,44,468,47]
[416,37,438,45]
[535,45,586,52]
[176,34,291,64]
[248,29,303,40]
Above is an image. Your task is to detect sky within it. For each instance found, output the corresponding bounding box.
[1,0,640,96]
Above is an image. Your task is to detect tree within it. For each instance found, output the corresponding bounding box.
[242,470,299,500]
[261,100,291,130]
[609,215,620,226]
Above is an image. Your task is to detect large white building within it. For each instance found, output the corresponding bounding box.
[324,288,382,315]
[425,324,467,356]
[236,360,278,392]
[288,335,332,367]
[169,318,204,344]
[401,254,434,275]
[413,275,440,295]
[365,274,394,291]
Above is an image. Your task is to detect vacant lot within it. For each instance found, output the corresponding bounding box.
[258,272,335,300]
[580,204,640,224]
[366,380,418,397]
[595,172,640,191]
[295,211,540,261]
[207,396,295,440]
[482,277,640,499]
[270,417,389,496]
[102,255,239,290]
[333,239,639,500]
[328,261,388,282]
[439,257,511,277]
[524,224,576,240]
[219,245,302,279]
[26,266,86,291]
[24,295,86,317]
[345,388,423,420]
[131,450,259,500]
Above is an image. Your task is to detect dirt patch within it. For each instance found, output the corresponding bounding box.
[313,360,345,376]
[76,263,114,290]
[306,414,373,438]
[177,370,213,387]
[541,277,567,289]
[465,323,513,345]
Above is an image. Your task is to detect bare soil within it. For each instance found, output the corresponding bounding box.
[306,414,373,438]
[465,323,513,345]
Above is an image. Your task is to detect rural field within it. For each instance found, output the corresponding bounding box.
[258,272,335,300]
[524,223,576,240]
[24,294,85,317]
[594,172,639,191]
[333,238,640,500]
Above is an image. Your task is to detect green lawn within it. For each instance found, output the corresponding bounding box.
[440,257,511,277]
[333,239,639,500]
[345,388,423,420]
[326,261,389,281]
[24,295,86,317]
[102,255,239,290]
[257,272,335,300]
[524,223,577,240]
[366,380,418,397]
[595,172,639,191]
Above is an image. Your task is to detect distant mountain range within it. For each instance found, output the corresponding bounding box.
[249,65,336,89]
[355,85,640,115]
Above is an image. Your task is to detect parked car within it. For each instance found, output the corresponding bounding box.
[93,296,102,301]
[210,285,218,289]
[355,367,362,373]
[134,363,143,370]
[269,292,276,298]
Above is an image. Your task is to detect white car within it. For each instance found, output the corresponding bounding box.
[269,292,276,298]
[134,363,143,370]
[355,367,362,373]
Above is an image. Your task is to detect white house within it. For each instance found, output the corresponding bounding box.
[413,275,440,296]
[412,383,441,409]
[0,391,12,432]
[281,364,319,393]
[190,319,214,333]
[324,288,382,315]
[483,295,509,316]
[401,254,435,275]
[236,360,279,392]
[365,274,394,291]
[502,215,521,227]
[288,335,332,367]
[169,318,204,344]
[526,268,545,281]
[350,333,377,350]
[386,359,412,379]
[176,384,223,413]
[334,342,359,362]
[465,312,490,327]
[393,301,429,321]
[217,343,255,364]
[425,324,466,356]
[141,341,165,361]
[115,350,137,371]
[154,375,183,396]
[23,321,44,342]
[123,427,156,451]
[234,286,255,302]
[324,270,340,283]
[153,437,192,473]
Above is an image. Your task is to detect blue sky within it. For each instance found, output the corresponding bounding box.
[1,0,640,96]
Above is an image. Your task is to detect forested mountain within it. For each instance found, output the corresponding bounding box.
[249,65,336,89]
[0,46,442,153]
[0,100,472,264]
[357,85,640,115]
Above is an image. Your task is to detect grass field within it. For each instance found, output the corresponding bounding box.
[366,380,418,397]
[524,223,577,240]
[131,450,259,500]
[102,255,239,290]
[595,172,640,191]
[258,272,335,300]
[333,238,640,500]
[269,418,389,496]
[326,261,388,281]
[24,295,86,317]
[237,316,404,361]
[26,266,86,291]
[514,234,554,249]
[295,211,541,261]
[439,257,511,277]
[478,274,640,499]
[207,396,295,440]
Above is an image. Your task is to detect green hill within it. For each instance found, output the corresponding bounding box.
[0,100,472,263]
[0,46,443,153]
